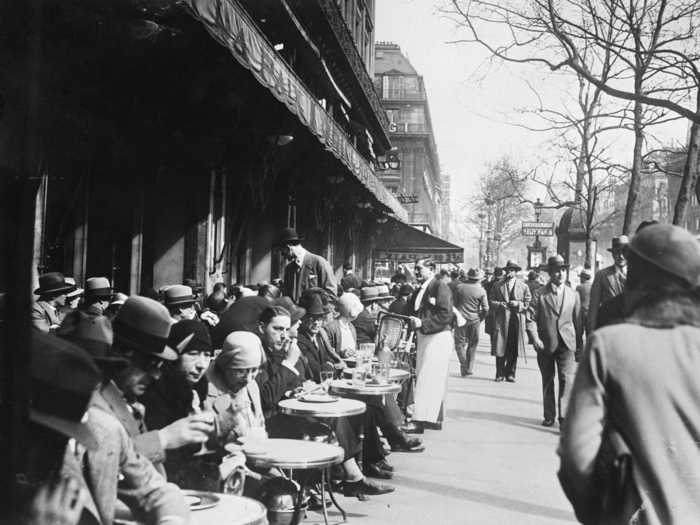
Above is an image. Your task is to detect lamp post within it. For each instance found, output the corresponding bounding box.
[484,195,495,268]
[477,211,486,268]
[533,197,543,249]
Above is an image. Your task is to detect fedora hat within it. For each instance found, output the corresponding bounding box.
[303,293,326,317]
[545,255,569,270]
[607,235,630,253]
[628,223,700,286]
[359,286,381,303]
[85,276,113,299]
[113,296,177,360]
[276,227,303,246]
[274,297,306,324]
[503,260,522,271]
[163,285,196,307]
[34,272,74,296]
[29,331,101,449]
[57,310,128,367]
[375,284,393,300]
[467,268,484,282]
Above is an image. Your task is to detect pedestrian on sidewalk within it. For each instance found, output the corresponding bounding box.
[408,259,455,432]
[453,268,489,376]
[559,223,700,525]
[489,260,530,382]
[527,255,582,427]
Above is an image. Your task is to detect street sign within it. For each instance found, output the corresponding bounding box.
[522,222,554,237]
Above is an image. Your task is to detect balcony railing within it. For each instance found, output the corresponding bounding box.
[383,90,425,101]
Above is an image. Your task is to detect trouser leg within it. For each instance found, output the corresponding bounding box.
[556,347,576,421]
[537,350,555,421]
[495,356,505,378]
[465,322,480,374]
[453,326,468,375]
[505,349,518,378]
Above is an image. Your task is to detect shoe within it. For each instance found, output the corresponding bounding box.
[375,459,394,472]
[364,462,393,479]
[401,421,424,434]
[343,478,395,498]
[391,437,425,453]
[423,421,442,431]
[506,376,516,383]
[542,418,555,427]
[307,491,332,511]
[495,376,505,382]
[465,371,474,376]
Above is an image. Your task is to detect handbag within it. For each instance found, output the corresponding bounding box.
[587,427,642,525]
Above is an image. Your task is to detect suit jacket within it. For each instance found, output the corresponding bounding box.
[454,282,489,324]
[297,329,335,383]
[62,406,188,525]
[93,381,166,470]
[282,251,337,302]
[353,309,377,344]
[489,278,531,357]
[256,341,310,417]
[31,300,62,332]
[388,297,411,316]
[414,277,454,335]
[588,264,626,332]
[527,282,582,354]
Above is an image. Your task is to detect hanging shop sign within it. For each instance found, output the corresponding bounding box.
[185,0,408,222]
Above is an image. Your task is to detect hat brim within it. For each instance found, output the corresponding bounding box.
[29,409,99,450]
[85,289,113,298]
[165,298,196,307]
[504,265,521,271]
[154,344,179,361]
[67,288,84,298]
[34,284,75,295]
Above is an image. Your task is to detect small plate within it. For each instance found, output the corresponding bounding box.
[182,490,220,511]
[299,394,339,403]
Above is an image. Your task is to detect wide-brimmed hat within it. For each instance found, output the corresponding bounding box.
[163,285,196,307]
[466,268,484,282]
[545,255,569,270]
[503,260,522,271]
[628,224,700,286]
[607,235,630,253]
[85,276,113,299]
[168,319,213,355]
[274,297,306,324]
[359,286,382,303]
[29,331,101,450]
[276,227,303,246]
[57,310,128,368]
[375,284,393,301]
[113,296,177,360]
[34,272,74,296]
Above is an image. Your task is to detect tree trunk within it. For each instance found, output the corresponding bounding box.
[674,113,700,225]
[623,97,644,234]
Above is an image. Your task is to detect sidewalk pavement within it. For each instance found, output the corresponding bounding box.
[304,332,578,524]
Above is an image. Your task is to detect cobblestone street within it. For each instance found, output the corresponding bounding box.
[306,332,577,525]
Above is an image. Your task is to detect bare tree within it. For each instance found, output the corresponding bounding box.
[444,0,700,227]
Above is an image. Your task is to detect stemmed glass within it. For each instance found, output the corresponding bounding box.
[320,363,335,395]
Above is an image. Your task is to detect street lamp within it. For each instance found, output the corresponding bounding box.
[533,197,543,249]
[477,211,486,268]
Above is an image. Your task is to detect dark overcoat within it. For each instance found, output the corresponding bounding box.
[489,278,531,358]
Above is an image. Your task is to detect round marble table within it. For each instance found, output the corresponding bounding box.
[342,367,410,383]
[242,438,344,470]
[329,379,401,397]
[278,397,366,418]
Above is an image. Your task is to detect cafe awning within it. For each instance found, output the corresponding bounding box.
[183,0,408,222]
[374,219,464,264]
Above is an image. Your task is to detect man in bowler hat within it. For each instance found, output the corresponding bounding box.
[588,235,629,332]
[31,272,75,332]
[277,227,337,303]
[527,255,582,426]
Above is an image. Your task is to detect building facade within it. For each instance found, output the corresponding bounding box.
[373,42,445,237]
[1,0,408,296]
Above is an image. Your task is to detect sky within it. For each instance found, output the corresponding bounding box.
[374,0,687,217]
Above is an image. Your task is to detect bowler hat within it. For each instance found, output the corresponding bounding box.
[168,319,213,355]
[545,255,569,270]
[113,296,178,360]
[607,235,630,253]
[467,268,484,282]
[34,272,74,296]
[274,297,306,324]
[57,310,128,367]
[29,331,101,449]
[277,227,303,246]
[85,276,113,299]
[164,285,196,307]
[628,224,700,287]
[503,260,522,271]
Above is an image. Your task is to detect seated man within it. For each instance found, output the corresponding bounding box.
[255,305,394,499]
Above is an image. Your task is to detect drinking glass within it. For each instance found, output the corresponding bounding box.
[359,343,375,359]
[320,370,334,393]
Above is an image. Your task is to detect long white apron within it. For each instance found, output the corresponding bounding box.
[413,330,453,423]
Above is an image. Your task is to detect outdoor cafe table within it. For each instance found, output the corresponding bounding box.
[278,397,366,418]
[243,438,345,525]
[329,379,401,397]
[342,367,410,384]
[115,493,267,525]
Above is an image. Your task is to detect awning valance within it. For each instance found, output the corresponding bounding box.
[375,219,464,264]
[184,0,408,222]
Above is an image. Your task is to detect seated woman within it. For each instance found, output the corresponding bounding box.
[207,331,267,444]
[325,293,363,358]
